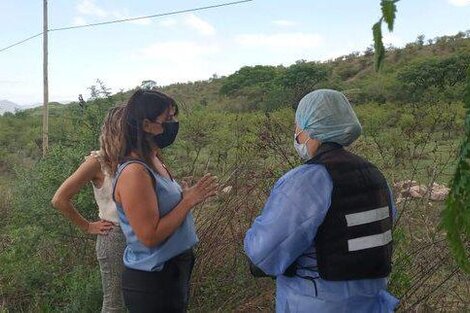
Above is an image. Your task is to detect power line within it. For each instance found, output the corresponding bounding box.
[50,0,253,32]
[0,32,43,53]
[0,0,253,53]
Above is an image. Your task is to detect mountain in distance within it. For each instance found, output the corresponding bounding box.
[0,100,72,116]
[0,99,21,115]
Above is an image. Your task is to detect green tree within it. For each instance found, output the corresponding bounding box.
[220,65,285,111]
[278,60,330,108]
[220,65,283,97]
[397,54,470,102]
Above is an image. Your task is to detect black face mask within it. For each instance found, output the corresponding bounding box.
[153,121,179,148]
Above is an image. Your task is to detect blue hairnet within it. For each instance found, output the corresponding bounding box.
[295,89,362,146]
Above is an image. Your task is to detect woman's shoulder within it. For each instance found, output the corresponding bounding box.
[116,160,156,181]
[85,150,102,162]
[82,151,101,170]
[119,161,149,174]
[86,150,110,175]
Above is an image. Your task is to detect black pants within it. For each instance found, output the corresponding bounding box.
[122,250,195,313]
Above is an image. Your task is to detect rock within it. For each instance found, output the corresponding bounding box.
[429,183,450,201]
[393,180,449,201]
[409,185,427,198]
[401,184,427,198]
[393,180,417,191]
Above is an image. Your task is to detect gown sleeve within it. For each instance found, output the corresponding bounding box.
[244,165,333,276]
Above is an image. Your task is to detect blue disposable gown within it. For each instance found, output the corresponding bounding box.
[244,164,399,313]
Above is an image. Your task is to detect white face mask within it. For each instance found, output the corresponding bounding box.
[294,131,311,161]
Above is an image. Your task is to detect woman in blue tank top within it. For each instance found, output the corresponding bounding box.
[113,89,218,313]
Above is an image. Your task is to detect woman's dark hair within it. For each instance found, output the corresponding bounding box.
[121,89,176,170]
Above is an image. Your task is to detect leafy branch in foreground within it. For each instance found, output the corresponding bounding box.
[372,0,470,273]
[441,67,470,273]
[373,0,399,71]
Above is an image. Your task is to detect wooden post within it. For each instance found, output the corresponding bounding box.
[42,0,49,156]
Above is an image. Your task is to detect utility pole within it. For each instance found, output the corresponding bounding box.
[42,0,49,156]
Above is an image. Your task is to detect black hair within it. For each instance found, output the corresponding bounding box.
[121,89,175,170]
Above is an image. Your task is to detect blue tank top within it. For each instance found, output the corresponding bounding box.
[113,160,198,271]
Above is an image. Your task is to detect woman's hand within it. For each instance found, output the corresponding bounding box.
[52,156,106,234]
[181,173,218,207]
[87,220,115,235]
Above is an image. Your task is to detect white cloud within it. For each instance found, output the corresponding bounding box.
[124,41,224,85]
[137,41,220,62]
[235,32,323,49]
[158,18,177,28]
[273,20,297,27]
[75,1,151,26]
[232,32,325,66]
[184,14,216,36]
[448,0,470,6]
[72,16,87,26]
[76,0,108,17]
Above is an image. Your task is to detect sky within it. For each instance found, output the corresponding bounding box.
[0,0,469,105]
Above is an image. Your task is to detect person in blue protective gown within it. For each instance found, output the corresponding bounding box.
[244,89,399,313]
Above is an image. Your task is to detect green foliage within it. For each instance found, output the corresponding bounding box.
[372,0,470,275]
[441,66,470,273]
[373,21,385,71]
[141,80,157,90]
[397,54,470,102]
[218,65,286,111]
[0,220,100,312]
[373,1,400,71]
[388,227,412,295]
[381,0,398,32]
[217,32,470,110]
[0,85,117,311]
[220,61,330,111]
[279,60,330,107]
[219,65,283,97]
[13,144,95,233]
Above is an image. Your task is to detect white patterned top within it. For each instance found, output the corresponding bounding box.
[88,150,119,224]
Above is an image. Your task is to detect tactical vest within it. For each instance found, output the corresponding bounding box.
[307,143,393,281]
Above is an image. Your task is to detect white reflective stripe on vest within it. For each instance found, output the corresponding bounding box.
[347,230,392,252]
[345,206,390,227]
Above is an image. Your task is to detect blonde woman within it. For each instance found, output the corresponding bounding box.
[52,106,126,313]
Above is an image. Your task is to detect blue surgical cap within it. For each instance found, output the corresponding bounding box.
[295,89,362,146]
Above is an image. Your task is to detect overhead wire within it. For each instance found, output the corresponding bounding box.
[0,32,43,53]
[49,0,253,32]
[0,0,254,53]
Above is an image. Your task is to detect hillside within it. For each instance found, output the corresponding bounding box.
[7,31,469,118]
[0,31,467,169]
[160,31,470,111]
[0,32,468,169]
